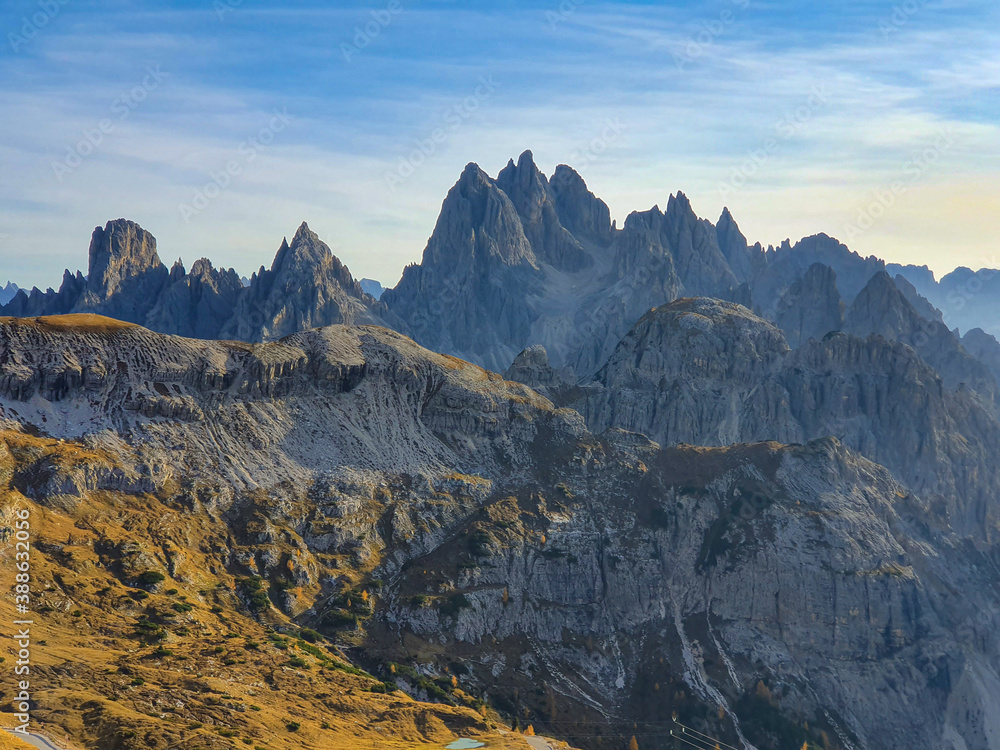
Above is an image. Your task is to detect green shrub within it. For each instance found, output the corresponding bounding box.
[299,627,322,643]
[136,571,166,588]
[237,576,270,613]
[321,609,357,629]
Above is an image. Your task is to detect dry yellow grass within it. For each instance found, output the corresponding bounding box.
[0,314,138,334]
[0,729,38,750]
[0,429,537,750]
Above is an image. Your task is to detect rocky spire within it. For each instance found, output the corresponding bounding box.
[74,219,168,323]
[548,163,614,246]
[85,219,164,299]
[495,150,591,271]
[716,206,763,283]
[663,192,740,298]
[220,221,383,342]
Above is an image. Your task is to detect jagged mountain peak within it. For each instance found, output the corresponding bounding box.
[845,270,910,331]
[458,160,492,186]
[420,160,535,269]
[666,190,693,213]
[549,163,613,245]
[86,218,163,298]
[496,149,549,205]
[280,221,332,264]
[846,269,998,401]
[292,220,315,243]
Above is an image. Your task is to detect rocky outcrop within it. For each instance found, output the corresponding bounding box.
[80,219,168,321]
[502,345,581,404]
[584,298,795,446]
[581,297,1000,543]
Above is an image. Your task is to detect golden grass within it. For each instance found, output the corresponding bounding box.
[0,429,536,750]
[0,314,138,334]
[0,728,39,750]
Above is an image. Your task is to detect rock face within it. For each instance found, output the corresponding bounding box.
[844,271,997,402]
[773,262,844,348]
[585,298,795,446]
[1,219,391,343]
[220,222,391,342]
[144,258,244,339]
[81,219,167,319]
[3,315,1000,750]
[580,296,1000,543]
[384,151,760,376]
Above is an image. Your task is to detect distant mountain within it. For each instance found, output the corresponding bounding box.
[360,278,385,299]
[889,262,1000,338]
[0,219,395,341]
[383,150,760,376]
[4,151,1000,387]
[383,150,976,379]
[0,281,20,305]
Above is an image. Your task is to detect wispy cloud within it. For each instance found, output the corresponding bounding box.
[0,0,997,289]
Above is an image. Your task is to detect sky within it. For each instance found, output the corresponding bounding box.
[0,0,998,291]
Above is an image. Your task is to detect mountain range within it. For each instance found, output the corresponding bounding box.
[2,151,1000,750]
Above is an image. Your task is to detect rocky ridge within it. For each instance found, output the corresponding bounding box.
[1,219,390,344]
[7,152,1000,388]
[0,316,999,750]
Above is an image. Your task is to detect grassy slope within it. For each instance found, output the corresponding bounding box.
[0,430,538,750]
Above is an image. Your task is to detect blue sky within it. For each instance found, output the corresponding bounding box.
[1,0,998,290]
